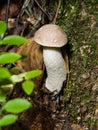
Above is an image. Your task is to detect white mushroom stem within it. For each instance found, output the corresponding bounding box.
[43,47,67,94]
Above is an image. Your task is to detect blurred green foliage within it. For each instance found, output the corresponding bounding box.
[0,21,42,129]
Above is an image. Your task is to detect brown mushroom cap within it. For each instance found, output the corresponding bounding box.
[34,24,67,47]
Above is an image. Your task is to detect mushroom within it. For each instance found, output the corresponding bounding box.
[34,24,67,95]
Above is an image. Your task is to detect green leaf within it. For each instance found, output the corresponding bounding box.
[10,72,26,83]
[0,52,21,64]
[0,40,3,45]
[1,84,13,91]
[10,67,22,74]
[2,98,31,113]
[0,21,7,35]
[22,81,35,95]
[11,75,23,83]
[0,88,6,103]
[0,114,18,127]
[0,68,11,79]
[2,35,28,46]
[25,70,42,80]
[0,78,13,86]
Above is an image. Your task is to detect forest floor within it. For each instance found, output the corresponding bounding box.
[58,1,98,130]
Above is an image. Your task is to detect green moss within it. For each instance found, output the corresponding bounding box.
[57,1,98,129]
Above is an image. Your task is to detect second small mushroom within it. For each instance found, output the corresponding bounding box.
[34,24,67,95]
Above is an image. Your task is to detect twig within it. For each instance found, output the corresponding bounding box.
[34,0,52,21]
[6,0,10,23]
[28,12,42,37]
[53,0,62,24]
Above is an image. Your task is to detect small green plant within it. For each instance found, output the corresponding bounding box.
[0,21,42,129]
[87,119,98,130]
